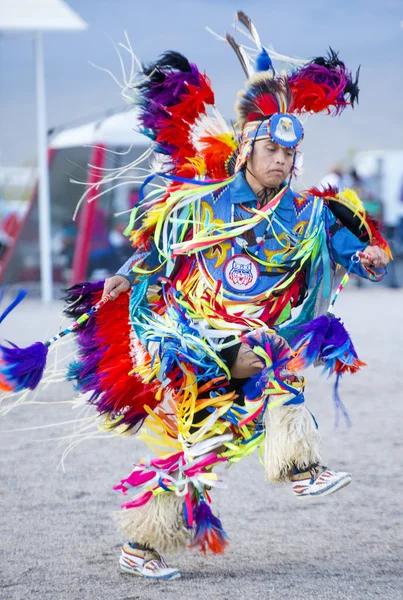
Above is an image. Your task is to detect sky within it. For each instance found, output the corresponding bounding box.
[1,0,403,186]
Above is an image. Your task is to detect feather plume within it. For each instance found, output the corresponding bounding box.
[133,51,215,171]
[289,48,360,115]
[236,11,261,48]
[0,341,48,392]
[198,133,237,179]
[303,186,339,200]
[192,500,229,554]
[226,33,253,78]
[255,47,273,72]
[365,217,392,258]
[290,314,366,376]
[66,286,161,433]
[0,289,26,324]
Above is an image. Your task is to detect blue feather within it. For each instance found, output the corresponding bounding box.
[0,289,27,324]
[255,47,272,72]
[333,373,351,428]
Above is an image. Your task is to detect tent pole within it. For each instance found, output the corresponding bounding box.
[35,31,53,303]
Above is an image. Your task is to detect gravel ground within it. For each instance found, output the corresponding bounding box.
[0,288,402,600]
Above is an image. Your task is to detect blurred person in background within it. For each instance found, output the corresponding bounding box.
[319,164,344,190]
[60,219,77,276]
[398,174,403,251]
[109,222,133,266]
[349,168,384,221]
[346,168,388,287]
[377,164,401,289]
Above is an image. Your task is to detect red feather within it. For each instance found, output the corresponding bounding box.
[245,95,279,121]
[365,217,393,258]
[80,290,161,432]
[154,73,215,170]
[303,186,339,200]
[290,79,347,115]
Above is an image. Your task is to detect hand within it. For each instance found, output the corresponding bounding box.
[103,275,131,300]
[360,245,390,269]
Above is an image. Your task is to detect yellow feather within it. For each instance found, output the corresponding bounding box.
[336,188,365,217]
[187,156,207,175]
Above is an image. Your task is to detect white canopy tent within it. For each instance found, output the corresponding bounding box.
[0,0,87,302]
[50,110,147,149]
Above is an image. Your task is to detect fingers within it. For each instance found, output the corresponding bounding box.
[360,257,372,268]
[102,276,130,300]
[361,246,389,269]
[376,249,389,268]
[109,282,123,300]
[102,278,115,298]
[114,280,131,298]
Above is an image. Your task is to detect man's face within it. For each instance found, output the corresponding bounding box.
[246,139,296,188]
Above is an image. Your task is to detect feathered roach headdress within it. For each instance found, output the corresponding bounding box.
[224,11,360,173]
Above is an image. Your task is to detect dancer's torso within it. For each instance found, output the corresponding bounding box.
[180,175,323,325]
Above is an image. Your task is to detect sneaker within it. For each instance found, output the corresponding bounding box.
[291,466,352,499]
[120,543,181,580]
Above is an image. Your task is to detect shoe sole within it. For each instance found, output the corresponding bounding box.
[120,564,143,577]
[295,475,352,499]
[120,563,181,581]
[143,572,181,581]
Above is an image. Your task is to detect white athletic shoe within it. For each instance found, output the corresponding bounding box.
[291,466,352,499]
[120,543,181,580]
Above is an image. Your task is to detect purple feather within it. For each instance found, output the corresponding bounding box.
[0,341,48,391]
[292,314,361,374]
[290,63,348,91]
[291,315,364,427]
[63,280,107,398]
[135,51,205,151]
[0,281,104,394]
[67,317,104,396]
[293,315,332,362]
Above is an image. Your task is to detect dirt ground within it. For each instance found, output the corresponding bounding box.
[0,288,402,600]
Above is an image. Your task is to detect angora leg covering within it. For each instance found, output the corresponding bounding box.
[114,494,191,554]
[264,403,322,483]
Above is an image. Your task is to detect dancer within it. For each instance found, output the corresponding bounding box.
[0,11,391,581]
[99,13,390,579]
